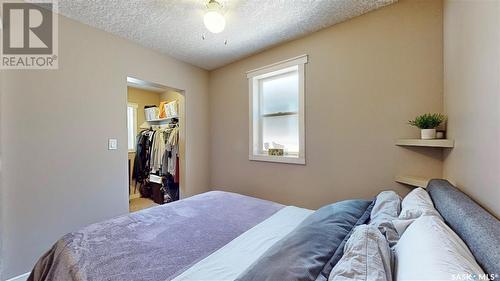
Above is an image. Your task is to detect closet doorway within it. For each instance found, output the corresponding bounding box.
[126,77,186,212]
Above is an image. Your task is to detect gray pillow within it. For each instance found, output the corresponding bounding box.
[236,200,374,281]
[369,191,401,247]
[328,225,392,281]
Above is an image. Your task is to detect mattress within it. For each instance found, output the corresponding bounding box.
[28,191,284,281]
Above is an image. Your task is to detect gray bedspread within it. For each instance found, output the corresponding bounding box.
[28,191,283,281]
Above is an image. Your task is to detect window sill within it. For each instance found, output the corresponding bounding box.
[249,154,305,165]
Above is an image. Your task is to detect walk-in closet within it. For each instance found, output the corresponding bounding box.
[127,81,185,212]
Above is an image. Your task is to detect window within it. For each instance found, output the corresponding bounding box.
[248,55,307,164]
[127,103,138,152]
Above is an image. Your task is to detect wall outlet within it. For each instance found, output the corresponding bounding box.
[108,138,118,150]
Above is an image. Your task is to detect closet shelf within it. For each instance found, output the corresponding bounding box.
[396,139,454,148]
[146,116,179,123]
[395,175,430,188]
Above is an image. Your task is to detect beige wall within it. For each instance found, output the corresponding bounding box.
[0,14,210,279]
[443,0,500,218]
[209,0,444,209]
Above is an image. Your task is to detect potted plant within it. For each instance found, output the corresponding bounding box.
[408,113,447,139]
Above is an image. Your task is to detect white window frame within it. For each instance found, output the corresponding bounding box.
[127,102,138,152]
[247,55,307,165]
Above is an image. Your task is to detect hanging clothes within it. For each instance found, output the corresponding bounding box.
[132,121,180,203]
[165,144,177,177]
[163,124,180,202]
[150,129,166,174]
[132,130,153,184]
[168,126,179,146]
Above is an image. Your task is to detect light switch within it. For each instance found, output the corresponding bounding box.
[108,138,118,150]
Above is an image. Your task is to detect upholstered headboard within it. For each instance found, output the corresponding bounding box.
[427,179,500,276]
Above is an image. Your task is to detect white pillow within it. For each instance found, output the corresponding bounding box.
[394,215,485,281]
[400,188,441,219]
[393,187,442,235]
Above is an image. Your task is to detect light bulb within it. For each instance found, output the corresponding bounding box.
[204,11,225,34]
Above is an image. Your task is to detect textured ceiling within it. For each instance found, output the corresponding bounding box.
[54,0,397,70]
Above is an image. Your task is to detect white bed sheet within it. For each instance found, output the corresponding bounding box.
[171,206,313,281]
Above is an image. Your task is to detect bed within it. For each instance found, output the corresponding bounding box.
[28,180,499,281]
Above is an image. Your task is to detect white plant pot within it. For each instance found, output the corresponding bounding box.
[421,129,436,140]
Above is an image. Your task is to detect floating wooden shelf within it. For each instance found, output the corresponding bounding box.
[396,139,454,148]
[395,175,430,188]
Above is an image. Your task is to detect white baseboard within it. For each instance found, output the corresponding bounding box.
[5,272,29,281]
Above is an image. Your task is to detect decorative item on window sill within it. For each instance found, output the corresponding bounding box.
[268,149,284,156]
[265,142,286,156]
[408,113,447,140]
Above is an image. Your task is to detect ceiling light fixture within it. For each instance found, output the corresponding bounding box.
[204,0,225,34]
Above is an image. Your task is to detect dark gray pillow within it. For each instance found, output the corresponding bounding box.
[236,199,373,281]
